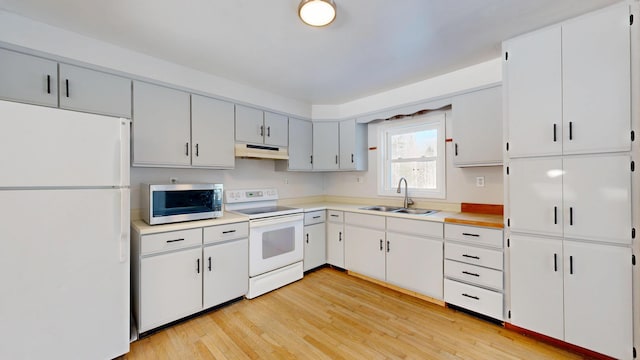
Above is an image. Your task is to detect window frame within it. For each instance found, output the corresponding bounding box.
[377,112,446,199]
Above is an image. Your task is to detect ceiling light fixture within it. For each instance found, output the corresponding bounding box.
[298,0,337,27]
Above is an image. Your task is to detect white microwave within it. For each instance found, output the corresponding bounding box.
[141,183,223,225]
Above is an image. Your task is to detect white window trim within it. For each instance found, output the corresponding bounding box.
[377,112,446,199]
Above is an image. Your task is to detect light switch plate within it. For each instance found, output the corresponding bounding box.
[476,176,485,187]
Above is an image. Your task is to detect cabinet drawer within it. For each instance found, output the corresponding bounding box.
[345,212,385,230]
[327,210,344,222]
[445,224,503,248]
[141,228,202,255]
[203,222,249,244]
[445,260,503,291]
[444,279,503,320]
[445,242,503,270]
[387,217,443,238]
[304,210,326,225]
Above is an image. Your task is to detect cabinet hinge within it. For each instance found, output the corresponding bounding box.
[506,166,510,175]
[633,254,636,266]
[632,130,635,142]
[506,142,509,151]
[631,14,634,26]
[508,310,511,319]
[507,218,511,227]
[505,52,509,61]
[632,161,635,172]
[633,228,636,239]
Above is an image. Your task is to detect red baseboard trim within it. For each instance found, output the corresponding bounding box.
[503,323,615,360]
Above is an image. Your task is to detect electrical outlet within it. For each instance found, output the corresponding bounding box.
[476,176,485,187]
[169,177,178,184]
[356,176,364,184]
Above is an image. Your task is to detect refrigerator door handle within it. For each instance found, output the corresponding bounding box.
[119,119,131,187]
[119,189,130,263]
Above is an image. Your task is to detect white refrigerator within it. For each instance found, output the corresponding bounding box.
[0,100,130,359]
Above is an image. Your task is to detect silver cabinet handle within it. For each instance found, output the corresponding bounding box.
[267,126,271,137]
[46,75,51,94]
[195,143,199,157]
[462,293,479,300]
[196,258,200,274]
[379,239,383,251]
[339,232,342,241]
[208,256,212,271]
[166,238,185,243]
[462,254,480,260]
[65,79,70,97]
[222,230,236,234]
[462,233,480,237]
[185,142,189,156]
[260,125,264,137]
[335,155,338,164]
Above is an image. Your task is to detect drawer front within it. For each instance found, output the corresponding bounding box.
[304,210,326,225]
[345,212,385,230]
[387,217,443,238]
[445,224,503,248]
[327,210,344,222]
[444,279,503,320]
[203,222,249,245]
[141,228,202,255]
[445,260,503,290]
[445,242,503,270]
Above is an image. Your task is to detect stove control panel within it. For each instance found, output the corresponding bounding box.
[225,188,278,203]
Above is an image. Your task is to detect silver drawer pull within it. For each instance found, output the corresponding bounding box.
[166,238,185,243]
[462,254,480,260]
[330,214,340,217]
[222,230,237,234]
[462,271,480,277]
[462,293,479,300]
[462,233,480,237]
[312,216,321,219]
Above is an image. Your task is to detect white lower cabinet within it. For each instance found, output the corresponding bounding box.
[132,221,249,334]
[344,213,386,280]
[444,224,504,320]
[510,234,633,359]
[326,210,345,267]
[304,211,326,271]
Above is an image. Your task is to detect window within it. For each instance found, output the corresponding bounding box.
[378,112,446,199]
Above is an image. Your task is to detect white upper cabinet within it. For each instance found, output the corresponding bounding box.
[287,118,313,170]
[0,48,58,107]
[562,3,631,155]
[452,85,503,166]
[504,26,562,158]
[191,95,235,169]
[312,122,340,170]
[58,64,131,118]
[235,105,288,147]
[132,81,191,167]
[339,119,368,171]
[504,3,631,157]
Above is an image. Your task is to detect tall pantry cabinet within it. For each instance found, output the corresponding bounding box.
[503,3,637,360]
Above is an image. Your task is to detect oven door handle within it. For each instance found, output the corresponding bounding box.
[249,213,304,227]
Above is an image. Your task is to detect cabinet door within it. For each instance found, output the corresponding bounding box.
[563,241,633,360]
[508,157,563,237]
[304,223,326,271]
[58,64,131,118]
[203,239,248,309]
[563,154,631,244]
[339,119,356,169]
[562,4,631,154]
[452,85,502,166]
[235,105,264,144]
[264,112,288,147]
[509,234,564,340]
[344,225,386,281]
[326,221,344,267]
[139,247,202,332]
[288,118,313,170]
[0,48,58,107]
[313,122,339,170]
[191,95,235,168]
[132,81,190,166]
[386,233,442,299]
[503,26,562,157]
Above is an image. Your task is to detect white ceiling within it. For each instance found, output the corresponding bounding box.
[0,0,622,104]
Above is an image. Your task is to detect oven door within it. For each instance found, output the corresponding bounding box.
[249,213,303,277]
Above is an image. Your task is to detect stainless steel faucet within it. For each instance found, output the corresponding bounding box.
[396,177,414,208]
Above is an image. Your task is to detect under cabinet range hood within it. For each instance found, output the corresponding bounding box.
[235,143,289,160]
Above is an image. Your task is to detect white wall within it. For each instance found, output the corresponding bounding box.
[324,110,504,205]
[0,10,311,118]
[131,159,324,209]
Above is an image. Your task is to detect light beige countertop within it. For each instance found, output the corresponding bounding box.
[131,212,249,235]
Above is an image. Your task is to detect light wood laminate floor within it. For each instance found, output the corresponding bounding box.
[123,267,586,359]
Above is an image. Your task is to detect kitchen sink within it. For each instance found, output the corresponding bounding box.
[360,205,402,212]
[391,208,438,215]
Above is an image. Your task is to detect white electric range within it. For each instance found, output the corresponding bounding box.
[225,188,304,299]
